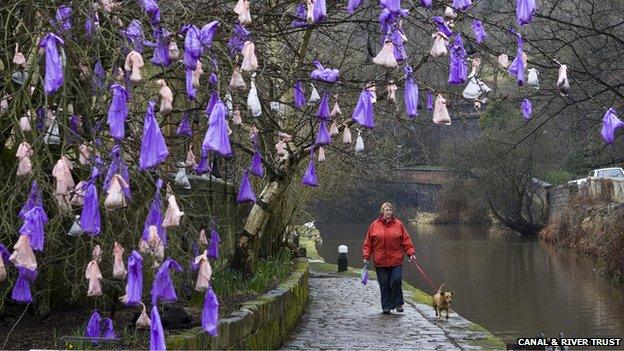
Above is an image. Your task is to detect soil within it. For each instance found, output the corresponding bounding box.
[0,291,263,350]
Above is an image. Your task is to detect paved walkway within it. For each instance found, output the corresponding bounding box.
[282,268,497,350]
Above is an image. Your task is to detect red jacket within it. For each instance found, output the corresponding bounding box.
[362,217,416,267]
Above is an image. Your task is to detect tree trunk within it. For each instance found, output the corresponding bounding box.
[231,174,292,273]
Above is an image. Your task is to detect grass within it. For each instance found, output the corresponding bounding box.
[212,249,295,297]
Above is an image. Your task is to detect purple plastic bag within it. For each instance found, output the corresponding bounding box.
[208,226,220,259]
[317,92,330,120]
[139,100,169,170]
[313,0,327,23]
[108,84,129,140]
[310,61,339,83]
[379,5,409,36]
[237,170,256,203]
[177,112,193,138]
[227,24,250,57]
[508,33,525,86]
[521,99,532,121]
[292,4,309,27]
[143,180,166,245]
[601,108,623,144]
[516,0,536,25]
[190,241,201,271]
[433,16,453,37]
[361,263,368,285]
[20,181,43,219]
[85,310,101,340]
[102,318,116,339]
[122,250,143,306]
[19,207,48,252]
[150,306,166,350]
[151,258,183,305]
[181,24,201,70]
[352,90,375,129]
[302,153,318,187]
[200,21,220,49]
[205,91,219,117]
[38,33,65,95]
[448,34,468,85]
[12,266,37,303]
[452,0,472,10]
[67,114,81,143]
[294,81,306,110]
[391,29,408,62]
[427,91,434,110]
[84,12,99,40]
[315,121,331,146]
[124,20,145,53]
[81,169,101,236]
[140,0,161,24]
[472,20,486,44]
[202,101,232,158]
[194,152,212,175]
[347,0,363,14]
[202,286,219,336]
[421,0,432,8]
[55,5,72,32]
[250,150,264,177]
[404,66,419,118]
[185,67,197,101]
[151,28,171,67]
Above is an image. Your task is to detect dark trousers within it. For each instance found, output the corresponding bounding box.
[375,265,404,310]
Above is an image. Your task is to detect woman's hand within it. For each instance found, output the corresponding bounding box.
[363,259,369,264]
[408,255,416,262]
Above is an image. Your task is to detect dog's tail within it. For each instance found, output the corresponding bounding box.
[437,284,446,294]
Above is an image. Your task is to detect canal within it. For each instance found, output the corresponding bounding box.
[316,222,624,343]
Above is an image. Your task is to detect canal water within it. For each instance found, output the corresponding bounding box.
[316,222,624,343]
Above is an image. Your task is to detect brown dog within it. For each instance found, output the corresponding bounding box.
[432,284,453,320]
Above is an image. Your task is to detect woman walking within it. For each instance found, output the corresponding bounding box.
[362,202,416,314]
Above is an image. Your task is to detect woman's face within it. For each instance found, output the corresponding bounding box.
[382,206,393,219]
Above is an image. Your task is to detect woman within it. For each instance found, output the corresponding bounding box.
[362,202,416,314]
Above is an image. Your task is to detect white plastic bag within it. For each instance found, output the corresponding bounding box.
[175,168,191,189]
[247,76,262,117]
[462,77,491,100]
[527,68,540,89]
[309,84,321,104]
[68,216,84,236]
[355,132,364,153]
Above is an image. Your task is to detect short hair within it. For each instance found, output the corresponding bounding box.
[379,202,393,215]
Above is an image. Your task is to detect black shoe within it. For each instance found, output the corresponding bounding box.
[396,306,404,312]
[382,309,391,314]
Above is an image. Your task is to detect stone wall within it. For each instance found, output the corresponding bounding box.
[166,259,309,350]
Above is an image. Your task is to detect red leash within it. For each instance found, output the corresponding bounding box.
[409,259,437,293]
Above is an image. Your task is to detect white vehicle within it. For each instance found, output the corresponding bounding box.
[568,167,624,185]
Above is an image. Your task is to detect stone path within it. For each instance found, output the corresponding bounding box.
[282,269,486,350]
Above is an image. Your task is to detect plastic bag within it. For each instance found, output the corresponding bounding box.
[355,132,364,153]
[247,76,262,117]
[175,168,192,189]
[527,68,539,89]
[361,263,368,285]
[373,41,398,68]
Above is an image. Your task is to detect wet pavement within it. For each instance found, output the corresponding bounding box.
[281,267,498,350]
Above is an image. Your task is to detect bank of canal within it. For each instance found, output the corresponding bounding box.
[317,222,624,343]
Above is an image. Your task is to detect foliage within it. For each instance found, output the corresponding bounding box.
[212,249,293,297]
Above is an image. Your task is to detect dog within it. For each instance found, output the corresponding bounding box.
[432,284,453,320]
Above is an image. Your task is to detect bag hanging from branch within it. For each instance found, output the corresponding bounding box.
[108,84,129,140]
[202,101,233,158]
[151,258,183,305]
[527,68,539,89]
[318,146,326,162]
[472,20,486,44]
[342,124,352,144]
[315,121,331,146]
[521,99,532,121]
[85,260,103,296]
[162,194,184,228]
[38,33,65,95]
[229,67,246,90]
[12,266,37,303]
[373,40,398,68]
[202,286,219,336]
[302,151,318,187]
[208,225,221,259]
[194,250,212,291]
[250,150,264,177]
[139,101,169,170]
[15,142,33,177]
[433,94,451,125]
[120,250,143,306]
[387,81,398,104]
[113,242,127,279]
[404,66,419,118]
[150,306,166,351]
[9,235,37,271]
[175,168,192,189]
[601,108,623,144]
[317,92,330,120]
[329,121,339,136]
[557,64,570,95]
[352,89,375,129]
[355,132,364,153]
[234,0,252,25]
[157,79,173,115]
[136,302,151,329]
[294,81,306,109]
[237,170,257,203]
[104,174,129,210]
[247,75,262,117]
[448,34,468,85]
[241,41,259,72]
[124,50,144,83]
[309,84,321,104]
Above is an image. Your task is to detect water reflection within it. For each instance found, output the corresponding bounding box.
[316,222,624,342]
